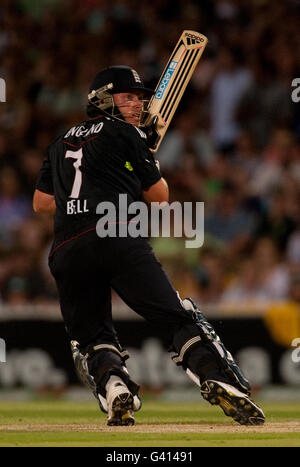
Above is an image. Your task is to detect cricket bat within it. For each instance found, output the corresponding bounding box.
[143,30,208,153]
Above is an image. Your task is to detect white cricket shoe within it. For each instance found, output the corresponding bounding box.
[106,375,135,426]
[201,380,265,425]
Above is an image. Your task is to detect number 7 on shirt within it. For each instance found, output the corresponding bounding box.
[65,148,83,198]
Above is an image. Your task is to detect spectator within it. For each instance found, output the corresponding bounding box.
[0,166,31,245]
[286,227,300,267]
[1,249,43,303]
[210,46,253,151]
[251,237,290,302]
[158,109,216,171]
[255,188,297,252]
[220,258,271,305]
[237,60,294,149]
[246,129,292,199]
[204,181,257,256]
[230,130,261,181]
[194,247,226,304]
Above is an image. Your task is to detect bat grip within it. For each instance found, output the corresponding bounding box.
[144,116,161,150]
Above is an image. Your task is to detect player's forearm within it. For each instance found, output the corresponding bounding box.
[33,189,56,214]
[33,199,56,214]
[160,177,169,199]
[38,200,56,213]
[142,177,169,203]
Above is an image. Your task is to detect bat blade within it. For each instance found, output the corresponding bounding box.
[144,30,208,153]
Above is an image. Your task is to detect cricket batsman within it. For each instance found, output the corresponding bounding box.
[33,65,265,426]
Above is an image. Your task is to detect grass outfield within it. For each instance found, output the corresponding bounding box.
[0,399,299,447]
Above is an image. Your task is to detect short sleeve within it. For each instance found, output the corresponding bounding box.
[121,126,161,190]
[36,147,54,194]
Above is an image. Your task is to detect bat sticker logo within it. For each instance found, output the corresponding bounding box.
[185,32,205,45]
[155,61,178,100]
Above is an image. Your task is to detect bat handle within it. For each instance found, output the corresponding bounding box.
[144,116,161,150]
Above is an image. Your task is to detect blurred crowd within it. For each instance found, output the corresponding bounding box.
[0,0,300,312]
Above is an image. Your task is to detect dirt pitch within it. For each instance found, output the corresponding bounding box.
[0,421,299,433]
